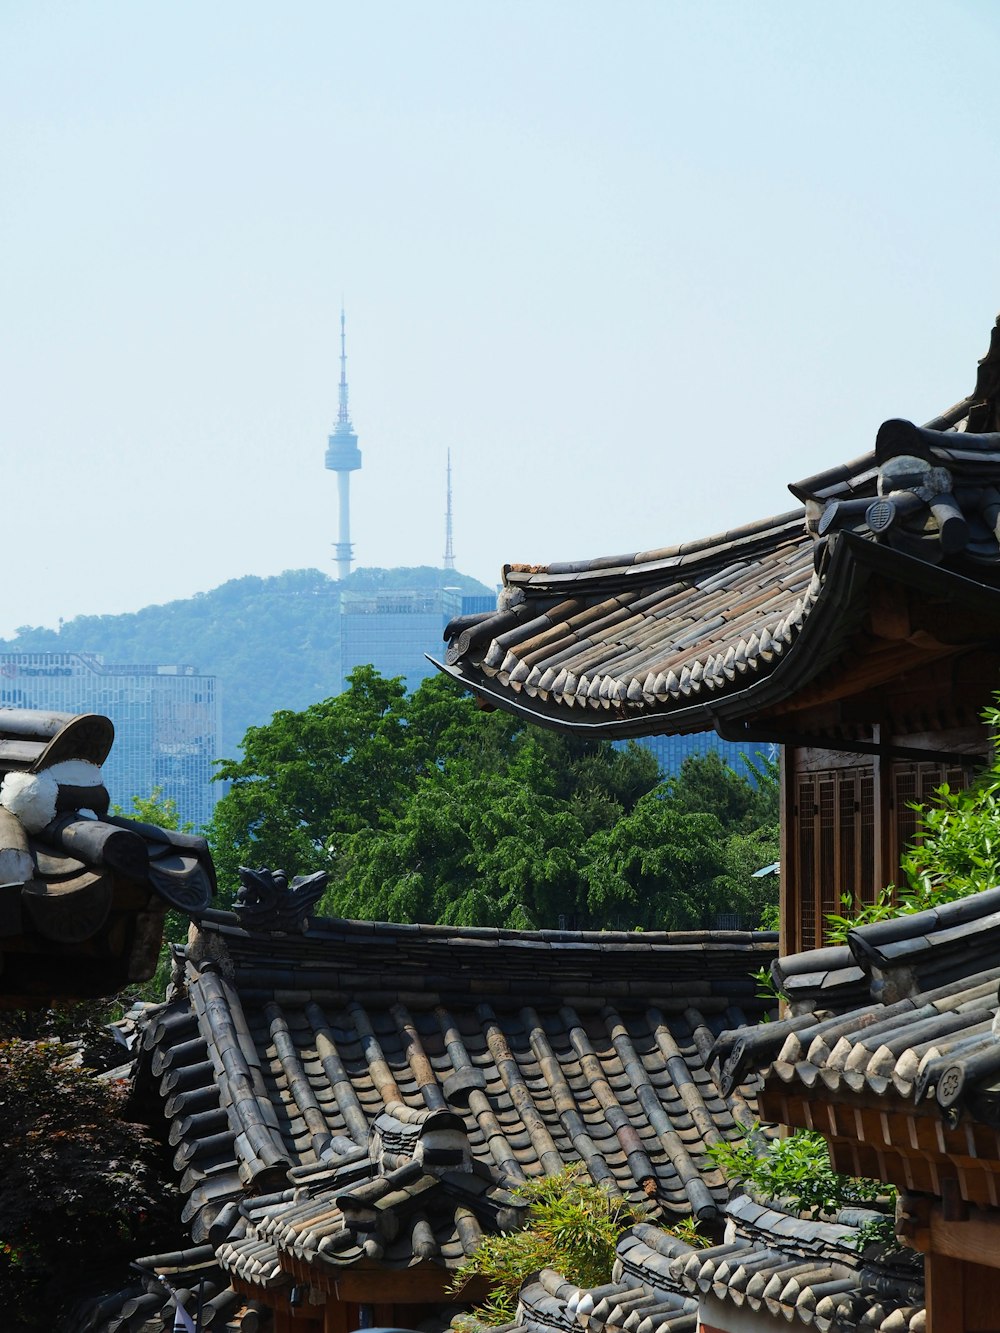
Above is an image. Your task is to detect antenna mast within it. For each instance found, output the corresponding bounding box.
[443,450,455,570]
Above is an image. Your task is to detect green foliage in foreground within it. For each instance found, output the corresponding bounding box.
[206,667,780,931]
[709,1124,884,1214]
[0,1038,176,1330]
[708,1125,893,1244]
[449,1165,662,1327]
[827,701,1000,941]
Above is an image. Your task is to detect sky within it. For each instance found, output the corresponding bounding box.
[3,1,1000,638]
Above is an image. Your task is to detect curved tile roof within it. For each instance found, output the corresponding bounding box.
[438,316,1000,737]
[464,1198,923,1333]
[137,905,778,1287]
[63,1243,265,1333]
[706,886,1000,1211]
[716,888,1000,1104]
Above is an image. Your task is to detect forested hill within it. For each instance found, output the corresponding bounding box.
[1,566,494,759]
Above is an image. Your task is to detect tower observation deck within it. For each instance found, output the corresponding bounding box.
[325,308,362,580]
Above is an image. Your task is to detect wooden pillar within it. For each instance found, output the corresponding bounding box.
[925,1253,964,1333]
[779,744,797,956]
[872,724,894,895]
[324,1299,351,1333]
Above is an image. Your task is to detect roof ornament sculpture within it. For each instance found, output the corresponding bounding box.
[368,1102,475,1175]
[813,417,1000,561]
[232,865,328,933]
[0,708,215,1003]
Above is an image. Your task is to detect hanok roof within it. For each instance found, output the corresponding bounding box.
[713,886,1000,1211]
[63,1243,265,1333]
[136,885,778,1300]
[216,1105,528,1288]
[471,1197,924,1333]
[437,317,1000,739]
[0,708,214,1004]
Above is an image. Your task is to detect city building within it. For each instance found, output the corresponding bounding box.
[627,730,777,779]
[0,652,220,829]
[340,586,463,693]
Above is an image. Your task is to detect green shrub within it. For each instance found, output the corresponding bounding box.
[708,1124,890,1221]
[449,1164,663,1326]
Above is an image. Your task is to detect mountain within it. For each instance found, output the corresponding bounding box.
[1,567,494,759]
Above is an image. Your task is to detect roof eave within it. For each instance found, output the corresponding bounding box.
[433,533,1000,741]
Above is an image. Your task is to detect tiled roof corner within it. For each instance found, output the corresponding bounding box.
[483,1195,922,1333]
[438,316,1000,737]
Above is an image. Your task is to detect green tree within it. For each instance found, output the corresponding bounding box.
[583,794,729,929]
[208,666,420,892]
[208,669,777,930]
[667,749,778,833]
[332,771,590,930]
[582,753,779,930]
[112,784,192,832]
[208,670,661,918]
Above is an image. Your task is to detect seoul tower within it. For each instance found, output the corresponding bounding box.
[324,308,362,580]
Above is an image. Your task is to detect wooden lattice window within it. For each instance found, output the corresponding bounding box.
[794,768,876,951]
[792,760,971,953]
[890,762,970,878]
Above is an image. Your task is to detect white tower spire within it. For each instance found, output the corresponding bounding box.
[324,307,362,581]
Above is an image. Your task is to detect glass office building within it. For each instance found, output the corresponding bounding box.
[629,731,778,780]
[339,588,464,694]
[0,653,220,830]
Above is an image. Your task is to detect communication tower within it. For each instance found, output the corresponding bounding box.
[324,309,362,580]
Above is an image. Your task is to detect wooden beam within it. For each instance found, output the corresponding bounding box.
[868,579,912,641]
[913,1202,1000,1271]
[303,1261,489,1304]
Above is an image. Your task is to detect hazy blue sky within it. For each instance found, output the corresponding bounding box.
[3,1,1000,638]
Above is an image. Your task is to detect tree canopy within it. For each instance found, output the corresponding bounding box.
[207,668,779,932]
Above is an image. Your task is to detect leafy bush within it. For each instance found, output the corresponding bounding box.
[0,1038,176,1329]
[708,1124,890,1219]
[449,1164,659,1326]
